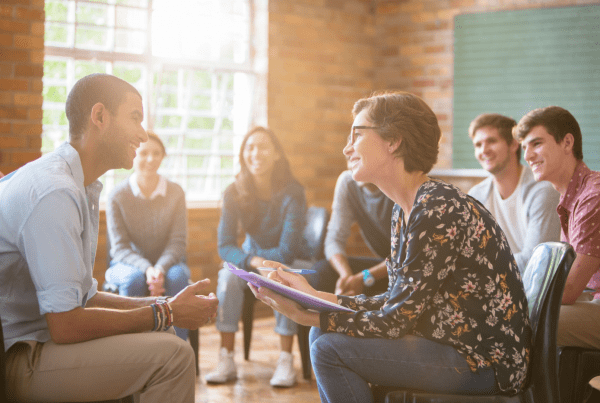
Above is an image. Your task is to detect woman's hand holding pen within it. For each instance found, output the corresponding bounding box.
[258,260,318,297]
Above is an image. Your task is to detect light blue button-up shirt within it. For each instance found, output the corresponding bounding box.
[0,142,102,350]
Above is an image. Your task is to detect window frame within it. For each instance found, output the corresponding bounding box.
[43,0,261,202]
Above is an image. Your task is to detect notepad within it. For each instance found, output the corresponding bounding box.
[226,262,356,313]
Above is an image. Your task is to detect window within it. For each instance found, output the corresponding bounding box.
[43,0,264,201]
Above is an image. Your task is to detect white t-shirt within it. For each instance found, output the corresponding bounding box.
[486,168,527,256]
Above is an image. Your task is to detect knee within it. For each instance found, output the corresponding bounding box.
[216,266,244,297]
[162,334,195,372]
[165,265,190,292]
[309,326,324,346]
[310,330,334,365]
[119,269,147,296]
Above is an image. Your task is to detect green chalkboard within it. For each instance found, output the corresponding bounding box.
[453,5,600,170]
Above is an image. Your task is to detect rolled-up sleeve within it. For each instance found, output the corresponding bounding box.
[19,190,94,314]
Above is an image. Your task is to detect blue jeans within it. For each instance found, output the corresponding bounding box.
[214,264,298,336]
[105,262,191,340]
[309,327,499,403]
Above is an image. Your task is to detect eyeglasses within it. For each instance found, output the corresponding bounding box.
[347,125,381,145]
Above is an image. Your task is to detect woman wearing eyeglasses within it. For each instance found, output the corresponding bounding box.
[249,92,532,403]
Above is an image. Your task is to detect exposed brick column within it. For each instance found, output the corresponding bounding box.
[0,0,44,175]
[268,0,376,208]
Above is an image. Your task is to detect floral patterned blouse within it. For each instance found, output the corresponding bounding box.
[319,180,532,394]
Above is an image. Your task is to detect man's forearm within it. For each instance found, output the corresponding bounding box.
[45,305,155,344]
[562,253,600,304]
[86,291,157,310]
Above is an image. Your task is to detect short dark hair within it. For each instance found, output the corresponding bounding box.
[352,91,441,174]
[514,106,583,160]
[468,113,520,160]
[65,74,141,140]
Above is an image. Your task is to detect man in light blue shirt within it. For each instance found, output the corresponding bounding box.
[0,74,218,402]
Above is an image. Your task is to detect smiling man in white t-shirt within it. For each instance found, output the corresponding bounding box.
[467,113,561,274]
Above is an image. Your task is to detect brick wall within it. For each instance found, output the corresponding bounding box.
[0,0,44,176]
[268,0,376,208]
[373,0,600,170]
[8,0,599,299]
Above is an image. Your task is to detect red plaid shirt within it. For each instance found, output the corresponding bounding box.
[557,161,600,299]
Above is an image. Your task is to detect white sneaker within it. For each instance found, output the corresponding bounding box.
[270,351,297,387]
[205,347,237,384]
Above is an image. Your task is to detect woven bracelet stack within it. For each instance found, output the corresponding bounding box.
[151,297,173,332]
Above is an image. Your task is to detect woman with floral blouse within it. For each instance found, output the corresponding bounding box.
[249,92,532,403]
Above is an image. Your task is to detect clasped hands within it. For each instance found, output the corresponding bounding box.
[146,266,166,296]
[335,273,364,296]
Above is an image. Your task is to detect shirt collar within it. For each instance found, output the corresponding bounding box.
[129,173,167,200]
[55,142,103,197]
[559,160,590,212]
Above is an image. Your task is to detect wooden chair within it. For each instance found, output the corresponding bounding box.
[375,242,575,403]
[241,206,330,380]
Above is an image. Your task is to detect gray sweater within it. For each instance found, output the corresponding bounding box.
[107,177,187,274]
[325,170,394,260]
[468,165,560,273]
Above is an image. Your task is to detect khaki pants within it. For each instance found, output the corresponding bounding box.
[558,291,600,350]
[6,331,195,403]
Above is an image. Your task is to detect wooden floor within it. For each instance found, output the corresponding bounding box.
[194,315,321,403]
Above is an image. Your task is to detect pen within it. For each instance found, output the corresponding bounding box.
[258,267,316,274]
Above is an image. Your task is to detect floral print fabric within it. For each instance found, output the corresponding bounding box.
[320,179,532,394]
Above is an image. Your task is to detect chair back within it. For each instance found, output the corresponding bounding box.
[299,206,330,262]
[521,242,575,403]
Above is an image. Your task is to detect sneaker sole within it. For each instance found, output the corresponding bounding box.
[206,375,237,384]
[270,382,297,388]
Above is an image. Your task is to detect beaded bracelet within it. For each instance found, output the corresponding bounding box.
[156,301,167,328]
[151,297,174,332]
[151,303,165,332]
[156,299,173,330]
[157,300,173,329]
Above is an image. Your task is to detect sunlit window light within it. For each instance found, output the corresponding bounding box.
[43,0,262,202]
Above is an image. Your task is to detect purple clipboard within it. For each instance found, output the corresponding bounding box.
[226,262,356,313]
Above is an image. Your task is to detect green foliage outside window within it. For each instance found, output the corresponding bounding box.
[76,4,107,26]
[42,86,67,103]
[188,117,215,130]
[74,61,107,79]
[45,1,68,22]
